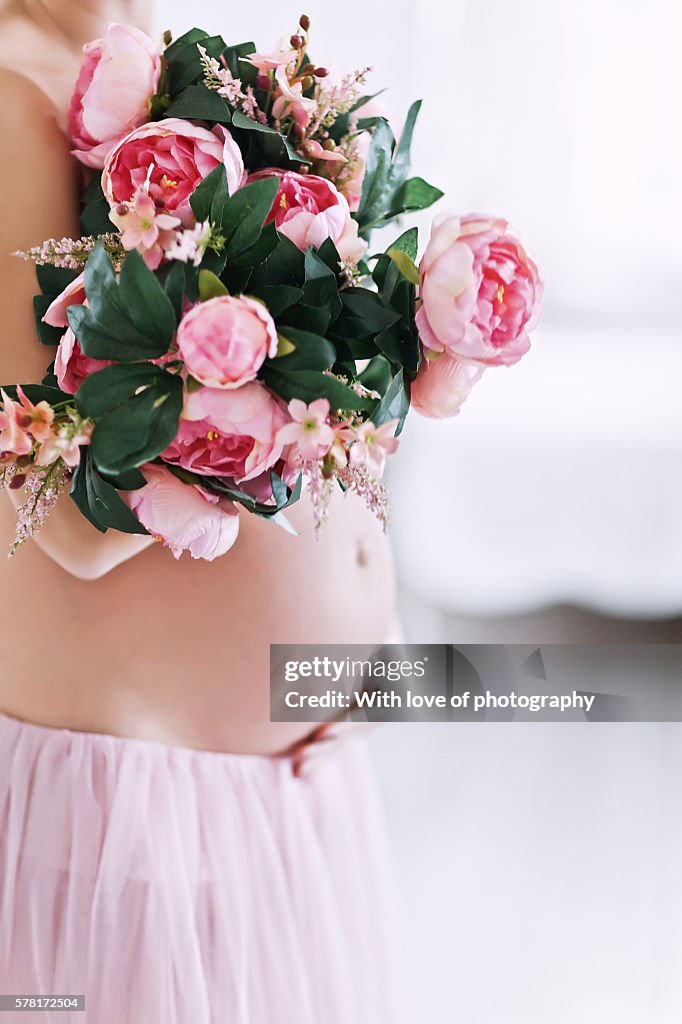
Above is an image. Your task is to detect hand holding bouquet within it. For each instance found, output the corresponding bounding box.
[1,16,542,561]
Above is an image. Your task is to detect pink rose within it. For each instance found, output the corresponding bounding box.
[163,382,288,487]
[124,464,240,561]
[42,273,111,394]
[410,353,484,419]
[102,118,244,226]
[416,213,543,367]
[177,296,278,390]
[248,169,367,263]
[68,23,162,169]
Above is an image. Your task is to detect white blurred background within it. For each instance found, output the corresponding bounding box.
[154,3,682,1020]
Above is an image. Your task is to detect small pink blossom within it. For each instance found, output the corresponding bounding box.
[109,185,181,269]
[271,63,317,130]
[348,419,400,477]
[0,390,33,457]
[36,422,92,468]
[277,398,335,461]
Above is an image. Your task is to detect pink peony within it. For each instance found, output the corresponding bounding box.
[410,353,484,419]
[416,213,543,367]
[248,169,367,263]
[102,118,244,226]
[123,464,240,561]
[163,382,288,487]
[54,328,112,395]
[68,23,162,169]
[177,296,278,390]
[42,274,111,394]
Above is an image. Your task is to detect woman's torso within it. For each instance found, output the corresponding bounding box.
[0,488,397,754]
[0,33,398,755]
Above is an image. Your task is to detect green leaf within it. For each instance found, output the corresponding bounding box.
[229,221,278,270]
[372,368,410,432]
[390,100,422,187]
[68,244,176,361]
[268,327,336,370]
[358,355,392,395]
[387,247,420,285]
[249,234,305,287]
[302,249,339,309]
[168,34,226,94]
[118,249,177,344]
[356,118,395,230]
[1,383,69,406]
[216,177,280,263]
[390,226,419,262]
[339,290,401,336]
[79,176,113,237]
[190,164,227,222]
[164,84,232,122]
[70,448,147,534]
[261,367,373,410]
[198,269,229,300]
[159,261,187,321]
[230,109,308,164]
[249,284,302,317]
[36,265,79,296]
[392,176,443,214]
[225,41,257,83]
[77,364,183,475]
[164,28,210,60]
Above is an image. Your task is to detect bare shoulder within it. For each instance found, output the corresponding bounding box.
[0,69,73,184]
[0,68,78,376]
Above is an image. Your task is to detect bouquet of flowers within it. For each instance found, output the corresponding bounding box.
[0,16,542,560]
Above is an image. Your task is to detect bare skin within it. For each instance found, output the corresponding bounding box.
[0,4,399,755]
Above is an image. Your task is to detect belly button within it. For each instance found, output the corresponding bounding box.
[355,539,371,567]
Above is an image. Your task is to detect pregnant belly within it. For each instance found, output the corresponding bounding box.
[0,488,397,754]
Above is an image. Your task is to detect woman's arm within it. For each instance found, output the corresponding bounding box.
[0,69,155,579]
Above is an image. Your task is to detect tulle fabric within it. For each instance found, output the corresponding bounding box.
[0,712,412,1024]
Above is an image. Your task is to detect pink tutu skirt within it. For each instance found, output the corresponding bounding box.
[0,713,411,1023]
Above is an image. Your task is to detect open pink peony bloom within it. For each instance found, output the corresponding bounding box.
[68,23,162,169]
[176,296,278,390]
[42,273,111,394]
[102,119,244,226]
[416,213,543,367]
[348,419,400,477]
[410,352,484,419]
[163,382,288,487]
[109,185,181,269]
[123,464,240,561]
[276,398,335,461]
[248,169,367,263]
